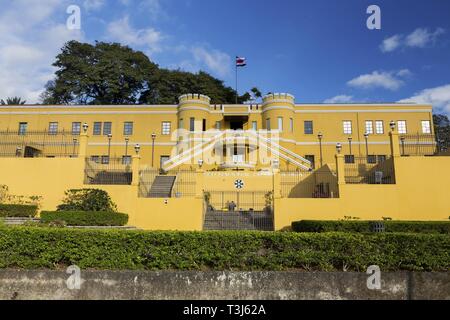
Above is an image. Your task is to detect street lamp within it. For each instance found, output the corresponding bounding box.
[107,133,112,159]
[348,137,353,156]
[151,132,157,168]
[364,132,369,157]
[318,132,323,167]
[336,143,342,154]
[134,144,141,155]
[198,159,204,169]
[390,120,396,132]
[16,146,22,157]
[125,137,130,156]
[82,123,89,133]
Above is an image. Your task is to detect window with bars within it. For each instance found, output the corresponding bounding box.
[123,122,133,136]
[365,121,373,134]
[305,155,315,169]
[397,120,407,134]
[162,122,171,135]
[122,155,132,165]
[48,122,58,135]
[103,122,112,135]
[304,121,313,134]
[345,155,355,164]
[101,156,110,164]
[18,122,28,135]
[90,156,100,163]
[421,120,431,134]
[72,122,81,135]
[375,120,384,134]
[93,122,102,135]
[343,121,352,134]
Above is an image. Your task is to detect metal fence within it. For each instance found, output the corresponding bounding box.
[139,169,197,198]
[399,133,437,156]
[84,157,132,185]
[344,156,395,184]
[0,130,79,158]
[280,170,339,198]
[203,191,274,231]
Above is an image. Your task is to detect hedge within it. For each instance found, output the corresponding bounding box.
[291,220,450,234]
[0,228,448,271]
[0,204,38,218]
[40,211,128,226]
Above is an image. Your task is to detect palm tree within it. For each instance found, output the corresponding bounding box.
[0,97,27,105]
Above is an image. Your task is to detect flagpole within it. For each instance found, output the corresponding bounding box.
[235,56,238,104]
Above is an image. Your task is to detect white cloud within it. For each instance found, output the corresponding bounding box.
[83,0,105,11]
[323,95,354,103]
[191,47,232,78]
[107,16,163,54]
[0,1,83,103]
[380,35,402,53]
[347,70,409,91]
[380,27,445,53]
[398,84,450,115]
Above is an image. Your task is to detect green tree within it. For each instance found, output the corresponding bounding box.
[0,97,26,105]
[433,114,450,151]
[57,189,117,212]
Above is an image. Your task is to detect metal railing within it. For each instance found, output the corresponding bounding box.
[280,170,339,198]
[399,133,437,156]
[84,157,132,185]
[139,169,197,198]
[344,156,395,184]
[0,130,79,158]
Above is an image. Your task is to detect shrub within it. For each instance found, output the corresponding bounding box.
[0,204,38,217]
[0,229,448,271]
[40,211,128,226]
[291,220,450,234]
[57,189,117,212]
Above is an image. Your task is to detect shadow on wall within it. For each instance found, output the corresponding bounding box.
[288,165,338,198]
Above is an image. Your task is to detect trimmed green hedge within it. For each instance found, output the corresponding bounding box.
[0,228,448,271]
[292,220,450,234]
[0,204,38,218]
[40,211,128,226]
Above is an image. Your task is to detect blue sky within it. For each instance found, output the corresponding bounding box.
[0,0,449,114]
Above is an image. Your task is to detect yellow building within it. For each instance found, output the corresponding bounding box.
[0,93,448,231]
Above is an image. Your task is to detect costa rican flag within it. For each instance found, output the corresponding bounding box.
[236,56,246,67]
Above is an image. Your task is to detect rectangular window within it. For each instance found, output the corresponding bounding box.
[266,118,271,130]
[290,118,294,132]
[397,120,407,134]
[93,122,102,136]
[367,155,377,164]
[304,121,313,134]
[90,156,100,163]
[122,155,132,165]
[18,122,28,135]
[305,155,315,169]
[48,122,58,135]
[202,119,206,131]
[377,155,387,163]
[277,117,283,132]
[72,122,81,135]
[365,121,373,134]
[101,156,110,164]
[343,121,352,135]
[103,122,112,135]
[375,120,384,134]
[252,121,257,131]
[179,119,184,129]
[123,122,133,136]
[162,121,171,135]
[190,117,195,132]
[215,121,221,130]
[345,155,355,164]
[421,120,431,134]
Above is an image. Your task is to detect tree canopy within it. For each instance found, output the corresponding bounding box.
[41,40,255,105]
[0,97,26,105]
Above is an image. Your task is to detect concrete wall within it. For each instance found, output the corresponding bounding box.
[0,270,448,300]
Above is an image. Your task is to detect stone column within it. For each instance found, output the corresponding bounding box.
[131,154,141,186]
[335,154,346,185]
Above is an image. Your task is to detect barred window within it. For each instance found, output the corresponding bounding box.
[48,122,58,135]
[72,122,81,135]
[365,121,373,134]
[124,122,133,136]
[397,120,407,134]
[90,156,100,163]
[375,121,384,134]
[162,122,171,135]
[101,156,110,164]
[93,122,102,135]
[103,122,112,135]
[343,121,352,134]
[345,155,355,164]
[122,155,132,165]
[305,155,315,169]
[18,122,28,135]
[367,155,377,164]
[421,120,431,134]
[304,121,313,134]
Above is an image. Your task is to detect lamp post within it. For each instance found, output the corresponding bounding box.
[82,123,89,134]
[107,133,112,159]
[390,120,396,132]
[364,132,369,156]
[125,137,130,157]
[151,132,156,168]
[348,137,353,156]
[198,159,204,170]
[336,143,342,154]
[134,144,141,155]
[318,132,323,167]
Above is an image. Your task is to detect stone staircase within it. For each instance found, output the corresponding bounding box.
[88,171,132,185]
[203,211,274,231]
[148,176,177,198]
[1,217,40,226]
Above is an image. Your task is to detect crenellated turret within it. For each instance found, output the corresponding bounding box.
[261,93,296,140]
[177,94,211,131]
